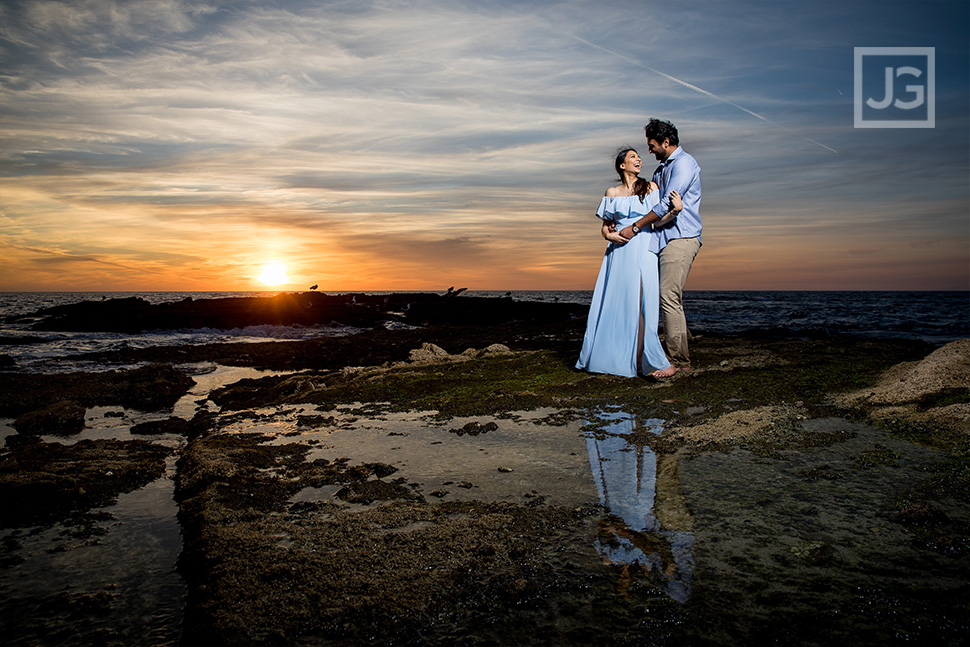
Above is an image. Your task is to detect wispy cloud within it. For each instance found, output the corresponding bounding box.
[0,0,967,290]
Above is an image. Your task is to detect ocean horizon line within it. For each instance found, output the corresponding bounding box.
[1,289,968,295]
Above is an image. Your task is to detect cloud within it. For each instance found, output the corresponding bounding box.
[0,0,966,290]
[1,240,125,265]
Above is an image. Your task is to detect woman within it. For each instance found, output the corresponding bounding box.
[576,148,681,378]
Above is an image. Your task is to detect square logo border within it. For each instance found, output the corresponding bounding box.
[854,47,935,129]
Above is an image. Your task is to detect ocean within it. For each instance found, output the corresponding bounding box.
[1,290,967,373]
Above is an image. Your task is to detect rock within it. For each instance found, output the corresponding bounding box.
[408,343,450,363]
[481,344,513,357]
[22,292,580,333]
[0,363,194,417]
[790,541,836,565]
[335,479,420,504]
[0,438,171,527]
[296,415,337,428]
[833,339,970,432]
[449,421,498,437]
[118,364,197,411]
[668,404,809,445]
[130,417,192,436]
[838,338,970,406]
[13,400,86,434]
[897,502,951,527]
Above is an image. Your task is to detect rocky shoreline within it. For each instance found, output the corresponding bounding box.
[10,292,583,334]
[1,294,968,645]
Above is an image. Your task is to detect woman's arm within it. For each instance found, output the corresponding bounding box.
[602,220,627,244]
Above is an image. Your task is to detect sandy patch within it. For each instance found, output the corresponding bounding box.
[837,338,970,406]
[667,403,809,445]
[833,338,970,431]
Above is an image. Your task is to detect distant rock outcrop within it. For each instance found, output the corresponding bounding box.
[13,292,581,334]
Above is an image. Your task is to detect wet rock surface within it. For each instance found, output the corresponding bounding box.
[174,432,677,647]
[13,399,87,434]
[0,439,171,527]
[0,363,195,418]
[1,294,967,646]
[17,292,582,334]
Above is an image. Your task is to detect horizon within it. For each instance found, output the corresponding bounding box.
[3,287,969,295]
[1,0,968,292]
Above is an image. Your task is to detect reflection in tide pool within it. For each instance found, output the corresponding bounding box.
[585,411,695,602]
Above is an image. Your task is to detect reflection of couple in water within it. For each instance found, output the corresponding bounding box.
[577,118,702,379]
[585,412,694,602]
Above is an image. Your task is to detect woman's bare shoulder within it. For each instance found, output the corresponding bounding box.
[604,185,624,197]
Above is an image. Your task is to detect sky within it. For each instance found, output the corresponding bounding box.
[1,0,968,292]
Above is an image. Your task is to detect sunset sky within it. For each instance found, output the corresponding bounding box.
[1,0,968,292]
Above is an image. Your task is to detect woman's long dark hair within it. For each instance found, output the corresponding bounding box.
[614,148,650,202]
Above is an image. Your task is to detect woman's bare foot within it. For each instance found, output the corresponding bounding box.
[650,366,678,378]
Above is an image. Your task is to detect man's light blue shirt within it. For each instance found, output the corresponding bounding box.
[651,146,702,247]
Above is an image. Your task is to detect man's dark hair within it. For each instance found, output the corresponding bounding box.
[644,118,679,146]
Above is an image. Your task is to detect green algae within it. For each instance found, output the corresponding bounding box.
[207,337,933,431]
[853,444,901,468]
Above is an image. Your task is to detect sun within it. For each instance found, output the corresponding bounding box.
[256,261,290,286]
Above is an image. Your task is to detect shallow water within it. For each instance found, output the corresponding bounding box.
[0,461,184,646]
[676,418,967,645]
[0,363,290,646]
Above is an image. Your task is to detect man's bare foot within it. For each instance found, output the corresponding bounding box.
[650,366,678,378]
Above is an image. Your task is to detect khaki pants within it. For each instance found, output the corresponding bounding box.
[659,237,701,369]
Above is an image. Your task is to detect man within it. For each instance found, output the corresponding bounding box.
[619,118,702,372]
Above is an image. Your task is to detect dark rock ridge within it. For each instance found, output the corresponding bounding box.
[17,292,582,333]
[0,364,195,418]
[13,399,87,434]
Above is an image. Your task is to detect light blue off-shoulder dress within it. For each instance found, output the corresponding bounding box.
[576,194,671,377]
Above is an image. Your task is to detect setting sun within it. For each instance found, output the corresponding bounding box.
[256,261,289,286]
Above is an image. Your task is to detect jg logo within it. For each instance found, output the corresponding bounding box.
[855,47,935,128]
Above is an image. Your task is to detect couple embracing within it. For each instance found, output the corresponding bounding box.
[576,118,702,379]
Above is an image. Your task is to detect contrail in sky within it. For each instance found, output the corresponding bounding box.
[569,34,839,154]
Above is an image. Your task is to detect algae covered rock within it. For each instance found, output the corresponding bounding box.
[0,363,195,417]
[13,399,86,434]
[0,439,171,527]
